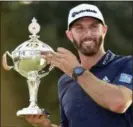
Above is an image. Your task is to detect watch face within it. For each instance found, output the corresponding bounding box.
[75,67,84,75]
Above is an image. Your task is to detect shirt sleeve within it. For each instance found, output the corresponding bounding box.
[58,74,70,127]
[59,105,69,127]
[113,58,132,90]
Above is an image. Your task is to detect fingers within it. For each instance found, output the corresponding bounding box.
[42,53,53,65]
[56,47,77,60]
[25,114,46,122]
[42,47,71,60]
[41,47,76,70]
[25,114,50,126]
[42,47,71,58]
[42,52,64,65]
[57,47,71,54]
[51,52,63,58]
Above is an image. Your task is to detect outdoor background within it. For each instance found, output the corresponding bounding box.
[1,1,132,127]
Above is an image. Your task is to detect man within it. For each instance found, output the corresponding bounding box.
[25,3,133,127]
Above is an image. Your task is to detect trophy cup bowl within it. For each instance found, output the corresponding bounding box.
[2,18,54,117]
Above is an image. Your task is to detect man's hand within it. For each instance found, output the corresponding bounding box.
[44,47,80,77]
[25,114,52,127]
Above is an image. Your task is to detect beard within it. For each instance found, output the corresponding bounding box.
[72,35,103,56]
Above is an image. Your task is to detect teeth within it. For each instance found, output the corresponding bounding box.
[84,41,93,44]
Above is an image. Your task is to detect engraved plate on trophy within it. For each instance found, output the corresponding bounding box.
[2,17,54,116]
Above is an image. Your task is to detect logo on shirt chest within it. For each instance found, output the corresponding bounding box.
[119,73,132,84]
[102,76,110,83]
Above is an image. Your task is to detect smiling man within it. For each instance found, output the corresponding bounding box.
[25,3,132,127]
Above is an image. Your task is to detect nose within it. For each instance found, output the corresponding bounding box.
[82,28,92,36]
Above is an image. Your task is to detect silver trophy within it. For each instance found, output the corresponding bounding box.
[2,18,54,116]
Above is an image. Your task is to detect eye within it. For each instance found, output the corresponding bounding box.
[89,23,99,31]
[92,23,98,28]
[77,26,82,29]
[75,25,84,31]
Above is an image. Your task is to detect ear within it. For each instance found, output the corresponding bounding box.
[65,30,74,42]
[103,25,108,37]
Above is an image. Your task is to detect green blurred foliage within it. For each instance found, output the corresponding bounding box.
[1,1,132,127]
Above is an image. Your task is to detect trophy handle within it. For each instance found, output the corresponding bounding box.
[2,51,14,71]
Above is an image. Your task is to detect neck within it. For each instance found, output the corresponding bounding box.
[79,48,106,69]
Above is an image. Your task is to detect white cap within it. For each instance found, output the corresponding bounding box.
[68,4,105,29]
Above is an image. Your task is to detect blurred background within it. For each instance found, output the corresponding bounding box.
[1,1,132,127]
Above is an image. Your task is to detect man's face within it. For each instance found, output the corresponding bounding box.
[66,17,107,56]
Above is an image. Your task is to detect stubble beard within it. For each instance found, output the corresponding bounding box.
[72,35,103,56]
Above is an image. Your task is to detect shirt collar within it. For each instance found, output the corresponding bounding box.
[92,50,116,68]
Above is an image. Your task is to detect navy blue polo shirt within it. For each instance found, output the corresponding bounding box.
[58,50,132,127]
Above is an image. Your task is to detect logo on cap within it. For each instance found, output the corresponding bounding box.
[72,9,97,17]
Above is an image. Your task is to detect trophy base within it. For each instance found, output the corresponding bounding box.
[16,106,44,117]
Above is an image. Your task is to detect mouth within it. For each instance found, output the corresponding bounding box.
[83,40,93,44]
[81,40,95,47]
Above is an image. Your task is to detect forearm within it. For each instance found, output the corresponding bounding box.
[51,124,60,127]
[77,70,132,113]
[52,124,61,127]
[40,124,59,127]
